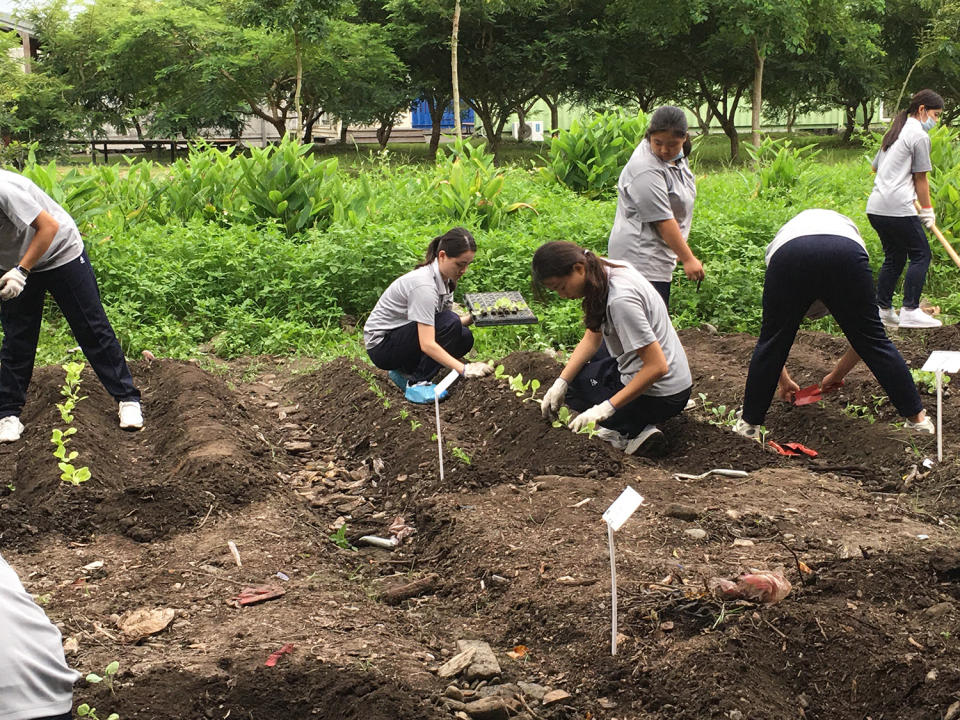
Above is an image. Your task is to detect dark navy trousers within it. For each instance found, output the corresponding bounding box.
[742,235,922,425]
[367,310,473,383]
[869,213,931,310]
[0,251,140,418]
[565,344,690,437]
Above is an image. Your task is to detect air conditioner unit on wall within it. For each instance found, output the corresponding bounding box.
[512,120,544,141]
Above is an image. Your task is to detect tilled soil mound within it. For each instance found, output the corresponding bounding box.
[0,359,282,547]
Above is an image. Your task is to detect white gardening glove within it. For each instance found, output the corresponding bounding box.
[0,267,26,301]
[540,377,568,420]
[918,206,936,229]
[569,400,616,432]
[461,362,493,378]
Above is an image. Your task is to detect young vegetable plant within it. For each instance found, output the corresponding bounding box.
[76,704,119,720]
[329,525,357,551]
[51,362,93,486]
[86,661,120,695]
[450,446,472,465]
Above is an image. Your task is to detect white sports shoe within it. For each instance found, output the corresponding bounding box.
[899,307,942,329]
[878,306,899,327]
[733,417,762,440]
[593,426,628,450]
[625,425,666,456]
[118,401,144,430]
[0,416,23,442]
[905,416,935,434]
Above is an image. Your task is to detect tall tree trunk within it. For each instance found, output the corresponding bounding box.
[750,37,765,147]
[785,105,797,134]
[377,119,394,149]
[340,123,348,144]
[451,0,462,141]
[427,96,446,161]
[688,105,713,136]
[698,78,744,160]
[293,29,303,138]
[540,94,559,136]
[842,105,856,143]
[860,100,874,134]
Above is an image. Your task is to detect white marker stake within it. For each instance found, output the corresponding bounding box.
[921,352,960,463]
[938,369,943,462]
[602,486,644,656]
[434,370,460,483]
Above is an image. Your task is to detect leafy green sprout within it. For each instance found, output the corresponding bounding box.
[76,704,119,720]
[451,446,472,465]
[911,368,950,395]
[409,418,422,432]
[86,661,120,695]
[329,525,357,551]
[550,406,599,438]
[52,361,92,485]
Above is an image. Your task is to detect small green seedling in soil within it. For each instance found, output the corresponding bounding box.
[409,418,422,431]
[451,446,472,465]
[508,373,529,396]
[708,404,738,428]
[552,406,575,428]
[76,704,119,720]
[911,368,950,395]
[579,420,600,439]
[329,525,357,551]
[493,364,506,379]
[698,392,712,411]
[59,462,92,485]
[86,661,120,695]
[842,403,875,424]
[522,378,541,403]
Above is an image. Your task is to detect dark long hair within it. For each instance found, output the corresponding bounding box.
[881,89,944,151]
[646,105,692,158]
[531,241,624,332]
[417,227,476,267]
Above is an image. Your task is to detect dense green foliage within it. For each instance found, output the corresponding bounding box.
[16,130,960,368]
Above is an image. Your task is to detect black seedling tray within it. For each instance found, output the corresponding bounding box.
[465,291,538,327]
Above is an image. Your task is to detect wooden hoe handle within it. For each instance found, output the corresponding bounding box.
[915,201,960,270]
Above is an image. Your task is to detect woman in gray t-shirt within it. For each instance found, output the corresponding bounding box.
[867,89,944,329]
[607,106,704,309]
[533,241,692,456]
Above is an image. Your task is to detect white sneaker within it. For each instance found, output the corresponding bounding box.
[878,306,899,327]
[625,425,666,456]
[733,417,761,440]
[905,416,935,434]
[593,426,628,450]
[0,416,23,442]
[684,398,697,411]
[118,401,143,430]
[899,307,942,329]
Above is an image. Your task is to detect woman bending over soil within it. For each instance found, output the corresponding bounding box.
[607,105,704,308]
[534,241,692,456]
[364,227,492,404]
[868,88,944,329]
[734,209,933,439]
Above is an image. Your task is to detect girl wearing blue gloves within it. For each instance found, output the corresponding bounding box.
[364,228,492,403]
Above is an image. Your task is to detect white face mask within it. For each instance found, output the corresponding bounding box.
[921,115,937,131]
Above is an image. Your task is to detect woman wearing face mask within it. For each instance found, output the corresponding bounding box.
[607,105,703,308]
[364,227,492,404]
[868,89,945,329]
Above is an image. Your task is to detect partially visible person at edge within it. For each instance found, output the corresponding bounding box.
[868,88,944,329]
[0,169,142,443]
[1,550,81,720]
[734,209,934,440]
[364,227,493,404]
[607,105,704,308]
[534,241,692,456]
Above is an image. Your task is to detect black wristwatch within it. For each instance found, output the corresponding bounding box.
[15,265,29,277]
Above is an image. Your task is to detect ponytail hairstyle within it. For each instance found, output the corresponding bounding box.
[881,89,944,151]
[417,226,476,288]
[646,105,692,158]
[531,241,624,332]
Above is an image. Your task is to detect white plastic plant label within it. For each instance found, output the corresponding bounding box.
[921,351,960,373]
[436,368,460,396]
[602,486,644,532]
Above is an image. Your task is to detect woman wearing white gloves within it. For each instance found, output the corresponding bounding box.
[534,241,691,456]
[0,169,142,443]
[364,227,492,404]
[868,89,944,329]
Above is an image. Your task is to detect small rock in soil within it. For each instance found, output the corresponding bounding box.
[456,640,501,681]
[685,528,708,541]
[732,538,755,547]
[541,689,571,706]
[477,684,519,699]
[445,686,465,701]
[517,682,547,701]
[462,696,519,720]
[284,441,312,453]
[923,601,954,617]
[437,648,477,679]
[945,700,960,720]
[665,503,699,521]
[598,697,617,709]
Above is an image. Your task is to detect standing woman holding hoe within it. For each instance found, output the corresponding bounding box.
[535,241,692,456]
[364,227,492,404]
[607,105,704,308]
[868,88,944,329]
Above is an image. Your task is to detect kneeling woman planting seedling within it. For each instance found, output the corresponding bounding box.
[0,169,142,443]
[364,227,492,404]
[533,241,692,456]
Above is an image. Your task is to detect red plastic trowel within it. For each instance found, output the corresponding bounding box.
[793,385,822,406]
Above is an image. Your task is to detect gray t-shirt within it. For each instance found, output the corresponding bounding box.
[603,263,692,395]
[765,209,866,266]
[0,552,80,720]
[607,139,697,282]
[866,117,933,217]
[363,260,454,348]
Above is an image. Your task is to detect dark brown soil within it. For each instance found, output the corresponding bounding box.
[4,326,960,720]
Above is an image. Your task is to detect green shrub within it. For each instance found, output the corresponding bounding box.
[929,125,960,238]
[165,143,244,224]
[540,110,648,199]
[743,137,822,198]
